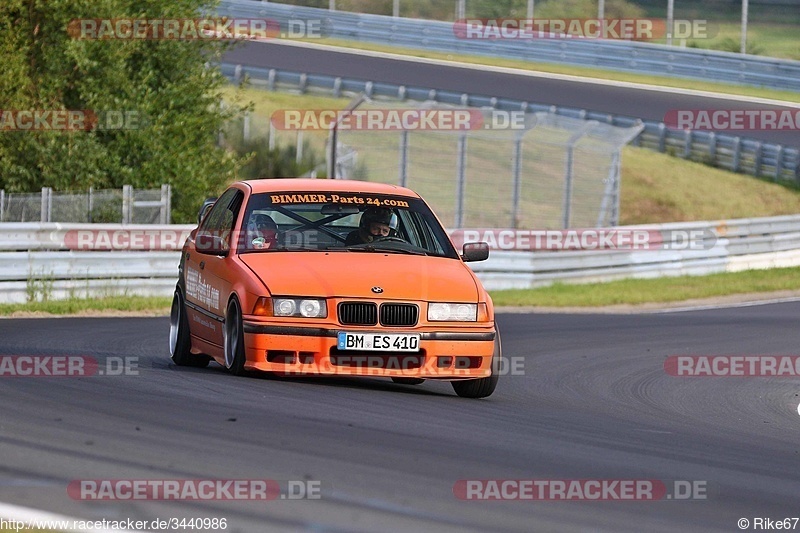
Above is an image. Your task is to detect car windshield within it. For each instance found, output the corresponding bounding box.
[238,191,458,258]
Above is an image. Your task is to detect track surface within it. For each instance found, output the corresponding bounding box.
[1,303,800,532]
[224,41,800,148]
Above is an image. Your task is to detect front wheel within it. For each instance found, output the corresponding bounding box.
[224,297,247,376]
[451,329,501,399]
[169,290,210,368]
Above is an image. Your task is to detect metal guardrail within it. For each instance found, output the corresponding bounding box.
[3,216,800,302]
[218,0,800,92]
[220,64,800,184]
[464,215,800,289]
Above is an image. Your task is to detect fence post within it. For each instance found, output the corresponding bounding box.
[299,73,308,94]
[562,145,575,229]
[160,184,170,224]
[327,126,336,179]
[296,131,304,164]
[166,184,172,224]
[683,129,692,159]
[774,146,783,181]
[0,189,4,222]
[122,185,133,224]
[657,123,667,153]
[333,77,342,98]
[597,151,621,227]
[753,142,762,178]
[40,187,52,223]
[88,187,93,223]
[511,135,522,228]
[243,110,251,141]
[398,130,409,187]
[269,121,276,150]
[708,132,717,164]
[455,133,467,228]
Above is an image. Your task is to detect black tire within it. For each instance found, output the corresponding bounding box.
[391,377,425,385]
[224,297,247,376]
[169,290,210,368]
[451,329,501,399]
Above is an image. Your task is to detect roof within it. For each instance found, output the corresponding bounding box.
[242,178,420,198]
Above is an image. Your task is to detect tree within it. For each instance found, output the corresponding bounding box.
[0,0,245,222]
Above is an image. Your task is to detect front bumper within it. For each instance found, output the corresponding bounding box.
[241,321,496,379]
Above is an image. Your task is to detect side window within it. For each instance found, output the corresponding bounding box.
[198,188,244,249]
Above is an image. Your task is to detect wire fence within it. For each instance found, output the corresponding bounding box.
[0,186,172,224]
[332,101,643,229]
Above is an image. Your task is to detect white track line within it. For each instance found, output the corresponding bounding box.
[646,295,800,313]
[255,38,800,108]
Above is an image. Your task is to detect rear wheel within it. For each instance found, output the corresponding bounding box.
[451,329,501,399]
[391,377,425,385]
[224,297,247,376]
[169,290,209,368]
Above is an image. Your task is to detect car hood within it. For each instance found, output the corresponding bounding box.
[239,252,479,301]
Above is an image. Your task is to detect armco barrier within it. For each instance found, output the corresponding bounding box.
[221,64,800,183]
[217,0,800,92]
[4,215,800,303]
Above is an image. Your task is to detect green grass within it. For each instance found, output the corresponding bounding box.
[286,37,800,104]
[620,147,800,225]
[693,22,800,60]
[490,266,800,307]
[0,296,171,317]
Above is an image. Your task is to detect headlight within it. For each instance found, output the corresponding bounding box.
[273,298,327,318]
[428,302,477,322]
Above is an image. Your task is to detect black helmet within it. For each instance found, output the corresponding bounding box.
[359,207,398,243]
[254,214,277,232]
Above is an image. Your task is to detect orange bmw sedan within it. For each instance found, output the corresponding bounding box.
[169,179,500,398]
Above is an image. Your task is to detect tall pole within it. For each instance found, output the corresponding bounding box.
[329,0,335,11]
[393,0,400,17]
[598,0,604,20]
[456,0,465,19]
[527,0,534,19]
[741,0,749,54]
[666,0,674,46]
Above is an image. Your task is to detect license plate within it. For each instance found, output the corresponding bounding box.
[337,332,420,352]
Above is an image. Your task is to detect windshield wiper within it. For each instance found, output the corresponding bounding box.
[347,245,427,256]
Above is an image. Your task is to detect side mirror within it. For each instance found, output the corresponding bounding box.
[197,197,217,226]
[462,242,489,262]
[195,232,229,257]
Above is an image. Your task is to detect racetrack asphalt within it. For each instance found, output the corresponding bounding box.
[223,41,800,149]
[1,303,799,532]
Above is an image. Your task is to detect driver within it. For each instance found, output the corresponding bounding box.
[248,213,279,249]
[346,207,399,245]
